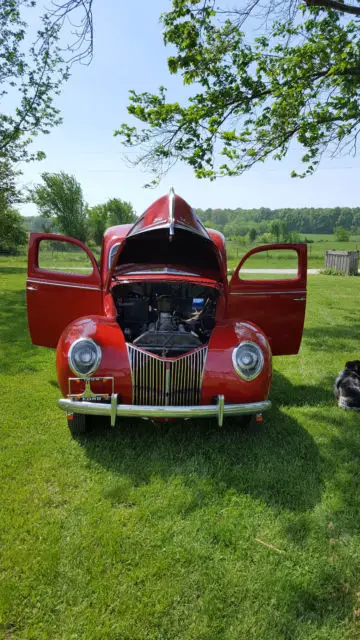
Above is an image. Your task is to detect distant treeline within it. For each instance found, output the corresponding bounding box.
[195,207,360,237]
[23,206,360,240]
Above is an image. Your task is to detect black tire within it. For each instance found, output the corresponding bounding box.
[67,413,89,437]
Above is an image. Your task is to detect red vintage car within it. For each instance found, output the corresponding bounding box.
[26,189,307,436]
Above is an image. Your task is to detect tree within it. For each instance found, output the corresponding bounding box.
[289,231,301,242]
[270,220,281,243]
[279,221,290,242]
[87,204,109,245]
[334,225,350,241]
[0,160,21,206]
[0,207,27,254]
[104,198,137,227]
[261,232,273,244]
[30,172,87,241]
[202,220,223,232]
[117,0,360,183]
[87,199,136,245]
[248,228,257,243]
[0,158,26,254]
[0,1,93,164]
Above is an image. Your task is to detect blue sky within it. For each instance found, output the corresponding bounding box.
[18,0,360,217]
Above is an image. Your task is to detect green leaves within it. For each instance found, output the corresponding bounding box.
[0,207,27,254]
[30,172,88,242]
[87,198,136,245]
[117,0,360,181]
[0,1,93,164]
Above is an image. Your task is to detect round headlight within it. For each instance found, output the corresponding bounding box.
[68,338,102,376]
[232,341,264,380]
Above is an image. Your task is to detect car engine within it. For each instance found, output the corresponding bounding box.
[111,282,219,356]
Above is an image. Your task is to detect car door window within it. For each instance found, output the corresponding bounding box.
[38,239,93,274]
[238,248,299,280]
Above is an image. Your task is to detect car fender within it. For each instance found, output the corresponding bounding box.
[56,316,133,402]
[201,320,272,405]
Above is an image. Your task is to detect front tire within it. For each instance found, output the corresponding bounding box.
[67,414,89,437]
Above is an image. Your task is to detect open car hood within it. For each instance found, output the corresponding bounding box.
[105,189,223,292]
[128,187,210,240]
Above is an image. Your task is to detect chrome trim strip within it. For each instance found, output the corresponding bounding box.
[127,221,209,240]
[169,186,175,239]
[191,208,211,239]
[165,363,171,405]
[128,222,172,237]
[59,397,272,424]
[27,278,101,292]
[172,222,210,238]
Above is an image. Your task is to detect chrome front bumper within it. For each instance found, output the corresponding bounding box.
[58,394,271,427]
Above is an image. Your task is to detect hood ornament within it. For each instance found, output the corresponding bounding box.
[169,186,175,241]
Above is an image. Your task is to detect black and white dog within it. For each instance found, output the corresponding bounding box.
[334,361,360,410]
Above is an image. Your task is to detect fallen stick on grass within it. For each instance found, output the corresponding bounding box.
[255,538,284,554]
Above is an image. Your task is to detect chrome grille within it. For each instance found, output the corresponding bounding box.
[127,345,208,406]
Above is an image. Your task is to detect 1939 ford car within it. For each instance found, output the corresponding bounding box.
[26,189,307,436]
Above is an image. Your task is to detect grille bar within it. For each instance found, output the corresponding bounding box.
[127,345,208,406]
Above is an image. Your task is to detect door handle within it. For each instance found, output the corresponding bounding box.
[27,286,38,291]
[293,297,306,301]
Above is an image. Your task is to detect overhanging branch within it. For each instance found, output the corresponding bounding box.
[305,0,360,16]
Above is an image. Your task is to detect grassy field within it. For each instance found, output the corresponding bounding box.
[2,260,360,639]
[8,232,360,274]
[227,235,360,271]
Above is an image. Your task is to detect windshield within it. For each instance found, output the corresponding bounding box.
[108,242,121,269]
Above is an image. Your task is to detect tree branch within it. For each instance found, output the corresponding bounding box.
[305,0,360,16]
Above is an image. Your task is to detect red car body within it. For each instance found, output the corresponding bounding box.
[26,190,307,433]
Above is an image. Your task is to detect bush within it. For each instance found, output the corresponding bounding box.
[319,268,357,276]
[334,226,350,242]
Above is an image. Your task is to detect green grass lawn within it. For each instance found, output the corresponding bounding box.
[2,264,360,639]
[227,235,360,271]
[8,230,360,272]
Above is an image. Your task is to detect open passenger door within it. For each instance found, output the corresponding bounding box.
[227,244,307,355]
[27,233,103,348]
